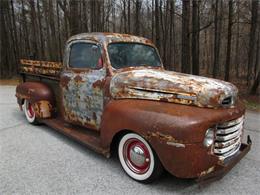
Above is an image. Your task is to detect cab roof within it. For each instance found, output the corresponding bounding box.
[67,32,154,46]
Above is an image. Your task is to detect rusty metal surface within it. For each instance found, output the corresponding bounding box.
[33,100,53,118]
[100,98,246,178]
[197,141,251,185]
[67,32,154,46]
[16,82,55,119]
[60,68,106,130]
[110,68,238,108]
[20,59,62,77]
[42,117,110,157]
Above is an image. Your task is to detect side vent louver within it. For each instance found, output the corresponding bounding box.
[222,96,233,106]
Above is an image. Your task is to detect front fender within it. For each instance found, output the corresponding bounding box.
[101,99,244,147]
[100,99,245,177]
[16,82,55,118]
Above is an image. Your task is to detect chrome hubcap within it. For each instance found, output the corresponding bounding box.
[123,138,150,174]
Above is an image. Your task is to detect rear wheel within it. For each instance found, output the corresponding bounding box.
[24,100,37,124]
[118,133,163,183]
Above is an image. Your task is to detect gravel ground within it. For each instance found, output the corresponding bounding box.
[0,85,259,195]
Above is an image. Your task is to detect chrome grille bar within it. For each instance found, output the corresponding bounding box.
[214,115,244,160]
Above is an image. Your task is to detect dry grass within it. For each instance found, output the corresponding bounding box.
[240,95,260,112]
[0,79,20,85]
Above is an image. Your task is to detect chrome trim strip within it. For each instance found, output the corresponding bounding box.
[215,137,240,148]
[214,115,244,160]
[214,138,241,154]
[215,130,242,141]
[217,116,244,128]
[217,143,241,160]
[216,121,243,134]
[166,141,185,148]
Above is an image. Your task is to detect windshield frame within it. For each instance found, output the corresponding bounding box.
[107,42,163,70]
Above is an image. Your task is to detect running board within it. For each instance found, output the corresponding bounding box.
[41,118,110,157]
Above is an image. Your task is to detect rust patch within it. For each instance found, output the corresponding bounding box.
[60,75,71,90]
[60,68,106,130]
[92,79,105,88]
[110,69,238,108]
[67,32,156,48]
[33,100,53,118]
[74,75,83,83]
[146,131,182,143]
[199,166,215,177]
[93,112,97,121]
[20,59,62,77]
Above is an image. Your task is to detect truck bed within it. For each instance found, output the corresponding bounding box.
[20,59,62,80]
[19,59,63,114]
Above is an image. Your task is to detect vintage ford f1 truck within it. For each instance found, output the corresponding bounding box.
[16,33,251,183]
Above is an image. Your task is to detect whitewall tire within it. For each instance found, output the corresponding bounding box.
[118,133,163,183]
[24,100,37,124]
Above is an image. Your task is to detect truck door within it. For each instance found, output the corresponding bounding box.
[60,41,106,130]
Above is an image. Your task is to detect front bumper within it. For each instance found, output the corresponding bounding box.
[197,135,252,185]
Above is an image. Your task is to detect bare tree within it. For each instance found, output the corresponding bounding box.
[225,0,233,81]
[192,0,200,75]
[0,0,258,93]
[135,0,142,35]
[182,0,191,73]
[247,0,259,84]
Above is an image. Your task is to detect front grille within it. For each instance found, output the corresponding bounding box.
[214,116,244,160]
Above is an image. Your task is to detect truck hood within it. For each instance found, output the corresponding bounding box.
[110,69,238,108]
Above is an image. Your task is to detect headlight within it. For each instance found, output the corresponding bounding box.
[203,128,214,147]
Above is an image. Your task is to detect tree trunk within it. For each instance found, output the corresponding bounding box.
[82,0,89,32]
[56,0,62,61]
[128,0,131,33]
[155,0,160,51]
[213,0,219,78]
[168,0,175,70]
[247,0,259,84]
[21,0,31,56]
[135,0,141,35]
[235,0,240,78]
[224,0,233,81]
[10,0,19,73]
[250,70,260,94]
[123,0,127,33]
[181,0,191,73]
[48,0,58,61]
[192,0,200,75]
[37,0,45,60]
[69,0,79,35]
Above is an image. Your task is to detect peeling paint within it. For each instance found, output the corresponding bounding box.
[146,131,183,143]
[110,69,238,108]
[20,59,62,77]
[60,68,106,129]
[67,32,154,46]
[33,100,53,118]
[199,166,215,177]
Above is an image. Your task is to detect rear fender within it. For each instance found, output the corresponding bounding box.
[16,82,55,118]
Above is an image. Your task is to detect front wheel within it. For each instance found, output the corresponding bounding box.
[24,100,38,124]
[118,133,163,183]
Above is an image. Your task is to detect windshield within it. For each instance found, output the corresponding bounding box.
[108,43,161,69]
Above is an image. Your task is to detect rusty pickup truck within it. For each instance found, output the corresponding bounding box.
[16,33,251,183]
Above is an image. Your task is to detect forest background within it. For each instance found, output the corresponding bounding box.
[0,0,259,104]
